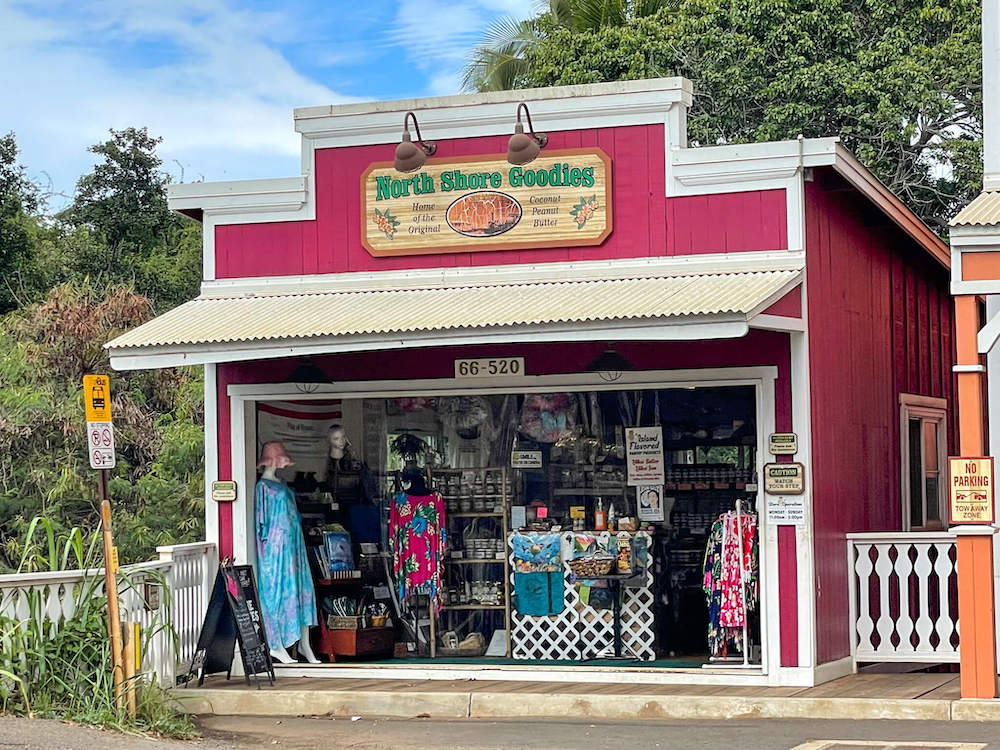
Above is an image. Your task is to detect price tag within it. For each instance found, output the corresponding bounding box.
[87,421,116,469]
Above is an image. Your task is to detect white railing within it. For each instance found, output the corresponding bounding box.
[847,531,959,666]
[0,541,216,686]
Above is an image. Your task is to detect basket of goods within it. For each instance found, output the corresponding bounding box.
[567,555,615,578]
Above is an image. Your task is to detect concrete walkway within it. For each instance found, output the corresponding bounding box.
[170,672,1000,722]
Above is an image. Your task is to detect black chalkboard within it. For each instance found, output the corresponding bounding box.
[181,562,274,687]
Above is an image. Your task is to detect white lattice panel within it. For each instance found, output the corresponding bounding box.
[509,531,655,661]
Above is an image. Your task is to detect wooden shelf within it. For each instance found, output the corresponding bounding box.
[446,558,505,564]
[552,488,625,496]
[449,512,504,518]
[441,604,506,610]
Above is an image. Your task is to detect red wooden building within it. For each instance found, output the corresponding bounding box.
[108,78,954,687]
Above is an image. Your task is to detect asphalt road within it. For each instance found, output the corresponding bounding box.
[2,715,998,750]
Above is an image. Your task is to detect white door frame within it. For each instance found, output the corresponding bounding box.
[226,365,785,680]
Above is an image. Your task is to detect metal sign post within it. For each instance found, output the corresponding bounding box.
[84,375,125,712]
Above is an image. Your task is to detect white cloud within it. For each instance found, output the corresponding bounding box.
[386,0,537,93]
[0,0,360,205]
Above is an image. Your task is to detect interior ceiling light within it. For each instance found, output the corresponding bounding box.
[507,102,548,166]
[587,345,634,383]
[394,111,437,173]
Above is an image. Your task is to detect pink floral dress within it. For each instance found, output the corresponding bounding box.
[390,492,446,611]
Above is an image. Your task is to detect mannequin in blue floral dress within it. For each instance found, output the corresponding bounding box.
[255,441,319,664]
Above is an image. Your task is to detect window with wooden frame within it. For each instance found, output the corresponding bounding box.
[900,394,948,531]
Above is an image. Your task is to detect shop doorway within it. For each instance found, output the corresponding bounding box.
[230,368,774,673]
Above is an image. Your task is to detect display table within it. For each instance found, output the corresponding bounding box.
[584,573,645,658]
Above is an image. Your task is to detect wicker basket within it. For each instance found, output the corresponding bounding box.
[567,556,615,577]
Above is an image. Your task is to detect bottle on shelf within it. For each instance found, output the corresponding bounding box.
[607,501,617,532]
[594,498,607,531]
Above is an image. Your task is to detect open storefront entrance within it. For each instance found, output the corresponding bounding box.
[227,366,777,676]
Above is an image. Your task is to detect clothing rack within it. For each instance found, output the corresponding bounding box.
[705,497,756,669]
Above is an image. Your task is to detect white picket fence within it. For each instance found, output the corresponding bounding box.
[0,541,216,686]
[847,532,959,667]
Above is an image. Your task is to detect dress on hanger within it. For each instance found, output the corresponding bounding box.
[255,478,318,648]
[390,492,447,610]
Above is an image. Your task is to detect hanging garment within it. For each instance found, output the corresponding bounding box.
[255,478,318,649]
[702,509,759,657]
[390,492,447,610]
[513,571,565,615]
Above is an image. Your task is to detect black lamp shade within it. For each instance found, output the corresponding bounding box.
[587,348,634,374]
[285,360,330,384]
[507,123,540,165]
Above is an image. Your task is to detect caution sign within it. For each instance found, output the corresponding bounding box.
[949,456,995,525]
[84,374,112,422]
[763,462,805,495]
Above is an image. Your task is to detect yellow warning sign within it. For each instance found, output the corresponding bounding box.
[83,374,112,422]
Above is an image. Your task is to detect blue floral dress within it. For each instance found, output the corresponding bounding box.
[255,478,317,648]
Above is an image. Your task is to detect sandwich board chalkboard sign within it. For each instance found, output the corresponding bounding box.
[181,561,275,687]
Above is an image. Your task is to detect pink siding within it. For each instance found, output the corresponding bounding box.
[216,333,798,659]
[214,125,787,278]
[761,287,803,319]
[806,176,954,665]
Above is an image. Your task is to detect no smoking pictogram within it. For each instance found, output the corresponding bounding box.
[86,421,116,469]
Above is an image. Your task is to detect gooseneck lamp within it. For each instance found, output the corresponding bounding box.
[394,111,437,173]
[507,103,548,166]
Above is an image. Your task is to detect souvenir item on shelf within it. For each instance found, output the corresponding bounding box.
[390,471,447,611]
[254,441,319,664]
[518,393,577,443]
[511,532,562,573]
[702,506,759,657]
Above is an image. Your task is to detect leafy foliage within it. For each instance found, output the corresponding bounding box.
[0,133,42,314]
[0,284,205,571]
[0,519,197,737]
[464,0,983,233]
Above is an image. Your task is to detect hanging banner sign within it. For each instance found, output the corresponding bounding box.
[626,426,665,486]
[361,148,612,257]
[949,456,995,525]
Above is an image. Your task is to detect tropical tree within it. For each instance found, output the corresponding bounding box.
[463,0,983,234]
[0,133,42,313]
[462,0,668,91]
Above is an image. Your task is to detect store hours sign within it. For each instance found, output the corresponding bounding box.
[361,148,612,257]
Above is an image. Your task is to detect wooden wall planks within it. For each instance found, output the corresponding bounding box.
[213,125,789,279]
[805,177,954,666]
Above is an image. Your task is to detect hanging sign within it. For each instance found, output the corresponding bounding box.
[763,462,805,495]
[766,495,805,525]
[361,148,612,257]
[637,484,665,522]
[626,426,665,486]
[768,433,798,455]
[211,481,238,503]
[511,450,543,469]
[949,456,995,525]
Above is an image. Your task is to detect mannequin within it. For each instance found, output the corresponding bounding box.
[323,424,372,508]
[255,441,320,664]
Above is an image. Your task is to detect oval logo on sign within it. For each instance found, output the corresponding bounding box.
[446,191,522,238]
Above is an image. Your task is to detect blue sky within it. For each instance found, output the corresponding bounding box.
[1,0,537,207]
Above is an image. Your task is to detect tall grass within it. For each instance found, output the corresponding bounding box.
[0,517,197,737]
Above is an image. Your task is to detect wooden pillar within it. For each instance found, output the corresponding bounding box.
[954,295,998,699]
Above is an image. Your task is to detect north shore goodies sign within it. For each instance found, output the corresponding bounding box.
[360,148,612,256]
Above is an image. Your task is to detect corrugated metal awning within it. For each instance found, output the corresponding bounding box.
[107,268,801,369]
[951,191,1000,227]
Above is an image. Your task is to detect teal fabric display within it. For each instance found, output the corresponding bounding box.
[513,571,564,615]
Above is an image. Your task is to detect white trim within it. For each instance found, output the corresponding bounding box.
[813,655,854,685]
[979,308,1000,354]
[950,231,1000,295]
[984,0,999,186]
[953,364,987,373]
[198,251,805,298]
[790,293,816,671]
[225,364,792,682]
[750,315,806,333]
[899,394,949,531]
[203,363,219,550]
[109,318,753,371]
[293,79,692,149]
